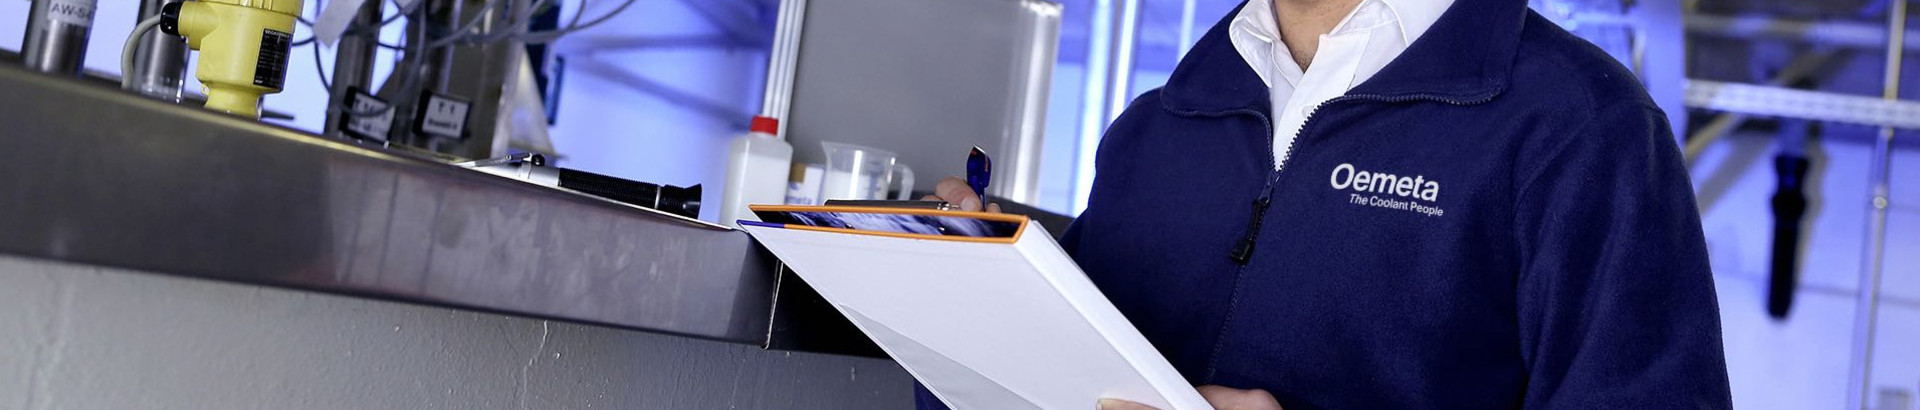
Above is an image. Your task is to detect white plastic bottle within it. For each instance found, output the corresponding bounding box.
[719,116,794,227]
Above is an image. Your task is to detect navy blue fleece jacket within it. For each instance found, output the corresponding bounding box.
[917,0,1733,408]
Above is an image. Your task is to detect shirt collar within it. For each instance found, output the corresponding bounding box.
[1383,0,1451,47]
[1228,0,1451,87]
[1161,0,1525,115]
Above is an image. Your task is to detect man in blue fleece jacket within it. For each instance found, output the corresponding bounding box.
[920,0,1733,408]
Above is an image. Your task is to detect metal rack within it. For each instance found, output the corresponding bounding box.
[1684,79,1920,130]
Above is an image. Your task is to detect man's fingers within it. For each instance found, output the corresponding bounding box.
[928,176,1004,213]
[1195,386,1283,410]
[1096,398,1161,410]
[934,177,982,211]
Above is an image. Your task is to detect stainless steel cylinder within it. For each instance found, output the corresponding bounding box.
[325,0,384,138]
[20,0,97,75]
[128,0,189,101]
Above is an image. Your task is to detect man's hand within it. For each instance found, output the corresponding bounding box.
[922,177,1002,212]
[1096,386,1284,410]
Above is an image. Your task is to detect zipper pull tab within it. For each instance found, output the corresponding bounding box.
[1229,195,1273,265]
[1229,237,1257,264]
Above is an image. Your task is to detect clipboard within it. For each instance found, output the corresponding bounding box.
[741,205,1209,410]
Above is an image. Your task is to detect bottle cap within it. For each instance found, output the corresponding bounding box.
[750,116,780,136]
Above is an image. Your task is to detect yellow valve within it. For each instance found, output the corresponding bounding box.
[161,0,303,118]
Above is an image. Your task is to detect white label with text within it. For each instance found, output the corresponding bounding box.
[45,0,96,27]
[345,92,393,141]
[1329,163,1446,217]
[419,95,469,138]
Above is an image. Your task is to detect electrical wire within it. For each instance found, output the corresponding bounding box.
[380,0,640,49]
[370,2,433,119]
[450,0,560,46]
[299,0,419,30]
[293,32,405,49]
[565,0,591,29]
[423,0,564,48]
[429,0,637,47]
[293,0,420,48]
[318,0,430,118]
[427,0,504,49]
[313,33,335,90]
[312,0,339,92]
[121,16,165,90]
[466,0,561,45]
[514,0,637,44]
[314,0,635,121]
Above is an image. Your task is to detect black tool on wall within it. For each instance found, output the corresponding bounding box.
[557,168,703,219]
[1767,153,1810,319]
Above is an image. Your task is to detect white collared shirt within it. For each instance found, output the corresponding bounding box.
[1228,0,1453,168]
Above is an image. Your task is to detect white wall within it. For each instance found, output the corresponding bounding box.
[1695,130,1920,409]
[0,255,912,410]
[543,0,769,222]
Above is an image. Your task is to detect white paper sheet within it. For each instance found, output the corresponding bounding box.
[742,222,1210,410]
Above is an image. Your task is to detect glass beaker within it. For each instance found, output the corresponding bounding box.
[820,141,915,201]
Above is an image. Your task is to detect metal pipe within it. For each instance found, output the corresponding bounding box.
[1071,0,1117,214]
[20,0,96,75]
[441,0,466,92]
[128,0,189,101]
[325,0,385,138]
[1001,0,1063,205]
[1176,0,1197,62]
[760,0,809,138]
[1106,0,1142,125]
[1845,0,1904,407]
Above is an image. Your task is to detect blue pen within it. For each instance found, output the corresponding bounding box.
[966,146,992,211]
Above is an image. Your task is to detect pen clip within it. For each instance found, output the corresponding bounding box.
[967,146,992,207]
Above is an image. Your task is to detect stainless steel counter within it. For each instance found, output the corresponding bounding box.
[0,64,787,346]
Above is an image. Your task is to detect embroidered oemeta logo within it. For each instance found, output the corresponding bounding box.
[1328,163,1446,217]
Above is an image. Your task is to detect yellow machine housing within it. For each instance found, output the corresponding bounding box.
[171,0,303,118]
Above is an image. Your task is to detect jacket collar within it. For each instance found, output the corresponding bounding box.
[1160,0,1529,115]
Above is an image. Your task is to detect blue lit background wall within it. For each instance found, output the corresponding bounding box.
[540,0,773,222]
[1036,0,1244,215]
[1685,0,1920,407]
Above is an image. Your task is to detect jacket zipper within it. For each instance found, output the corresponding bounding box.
[1229,180,1279,264]
[1224,91,1495,265]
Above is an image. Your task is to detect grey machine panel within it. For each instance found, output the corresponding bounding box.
[784,0,1061,203]
[0,65,787,346]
